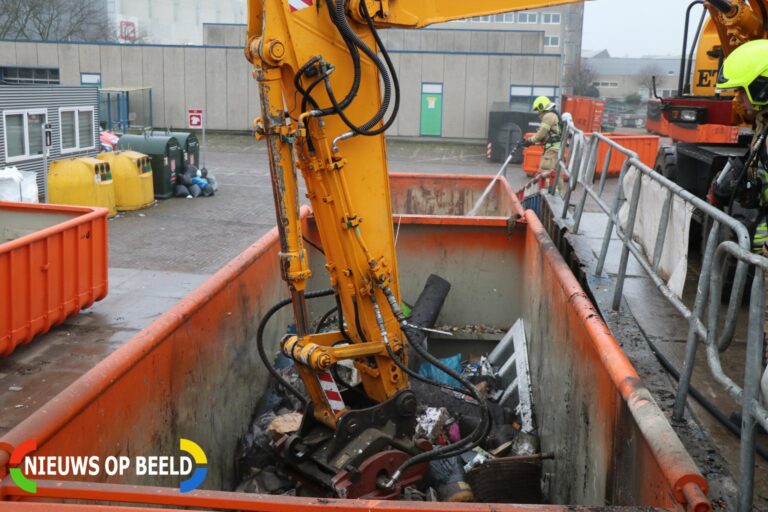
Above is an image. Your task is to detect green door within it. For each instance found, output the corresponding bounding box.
[420,83,443,136]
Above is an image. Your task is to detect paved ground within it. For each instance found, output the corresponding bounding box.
[0,135,528,435]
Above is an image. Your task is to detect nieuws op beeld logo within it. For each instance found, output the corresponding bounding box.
[5,438,207,494]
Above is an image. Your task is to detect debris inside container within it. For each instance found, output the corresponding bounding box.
[235,317,545,503]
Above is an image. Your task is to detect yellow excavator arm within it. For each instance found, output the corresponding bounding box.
[245,0,579,430]
[691,1,768,96]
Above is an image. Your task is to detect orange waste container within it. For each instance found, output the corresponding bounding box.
[0,202,109,357]
[594,133,660,176]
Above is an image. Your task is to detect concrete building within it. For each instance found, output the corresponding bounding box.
[586,55,681,100]
[438,3,586,94]
[103,0,245,45]
[0,25,559,140]
[0,7,571,142]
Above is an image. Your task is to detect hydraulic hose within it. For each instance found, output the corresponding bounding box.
[374,287,492,489]
[645,337,768,461]
[256,288,336,407]
[315,305,339,334]
[322,0,392,135]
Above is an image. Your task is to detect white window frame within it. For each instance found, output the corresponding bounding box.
[541,13,561,24]
[3,109,48,164]
[544,36,560,48]
[59,106,96,154]
[517,12,539,24]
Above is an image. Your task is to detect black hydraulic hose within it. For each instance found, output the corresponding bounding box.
[679,1,705,96]
[357,0,401,134]
[352,295,370,342]
[758,0,768,31]
[335,293,352,341]
[645,338,768,462]
[684,8,707,94]
[373,287,491,488]
[294,56,323,111]
[386,333,492,485]
[323,0,393,135]
[256,288,336,407]
[315,305,339,334]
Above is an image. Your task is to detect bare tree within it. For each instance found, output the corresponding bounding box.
[636,64,664,96]
[0,0,116,42]
[0,0,35,39]
[570,61,600,98]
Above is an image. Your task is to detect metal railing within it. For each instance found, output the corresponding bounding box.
[547,121,767,511]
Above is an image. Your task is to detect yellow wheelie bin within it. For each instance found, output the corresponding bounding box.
[97,151,154,211]
[48,157,117,217]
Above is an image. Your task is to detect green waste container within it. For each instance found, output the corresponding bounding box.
[117,134,183,199]
[149,130,200,170]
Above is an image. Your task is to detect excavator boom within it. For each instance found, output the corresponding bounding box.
[245,0,580,499]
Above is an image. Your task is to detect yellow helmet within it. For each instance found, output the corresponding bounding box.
[532,96,554,112]
[716,40,768,106]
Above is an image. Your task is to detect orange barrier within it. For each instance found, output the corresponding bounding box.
[595,133,660,176]
[0,202,109,357]
[562,95,605,132]
[0,175,709,511]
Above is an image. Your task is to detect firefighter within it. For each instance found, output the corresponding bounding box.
[527,96,562,177]
[716,40,768,253]
[716,39,768,407]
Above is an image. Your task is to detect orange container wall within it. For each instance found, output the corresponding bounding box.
[0,202,109,357]
[595,134,660,176]
[0,175,708,511]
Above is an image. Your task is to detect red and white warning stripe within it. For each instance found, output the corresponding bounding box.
[289,0,313,12]
[486,142,492,159]
[318,371,346,415]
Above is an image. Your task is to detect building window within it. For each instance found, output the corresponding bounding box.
[503,12,516,22]
[544,36,560,48]
[493,14,505,22]
[510,85,558,109]
[517,12,539,24]
[59,107,95,153]
[0,67,60,85]
[81,73,102,87]
[3,109,48,162]
[593,81,619,88]
[541,13,561,24]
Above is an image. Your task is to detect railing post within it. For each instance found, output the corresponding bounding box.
[596,158,632,276]
[611,168,643,311]
[652,189,674,272]
[737,269,765,511]
[572,137,599,234]
[561,134,583,219]
[672,219,720,420]
[598,146,613,196]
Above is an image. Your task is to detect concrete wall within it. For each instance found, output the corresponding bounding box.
[0,40,255,132]
[1,31,561,140]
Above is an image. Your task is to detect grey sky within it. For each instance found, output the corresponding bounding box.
[582,0,700,57]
